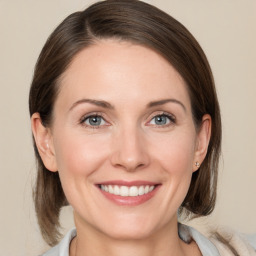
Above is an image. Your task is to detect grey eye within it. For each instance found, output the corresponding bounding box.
[150,115,171,125]
[85,116,105,126]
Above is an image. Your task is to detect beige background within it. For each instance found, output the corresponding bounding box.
[0,0,255,255]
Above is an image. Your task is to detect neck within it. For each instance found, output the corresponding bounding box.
[70,214,196,256]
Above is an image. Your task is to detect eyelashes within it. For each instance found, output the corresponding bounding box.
[79,111,176,129]
[79,113,108,129]
[83,115,106,127]
[148,113,176,127]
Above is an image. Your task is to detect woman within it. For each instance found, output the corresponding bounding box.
[29,1,256,255]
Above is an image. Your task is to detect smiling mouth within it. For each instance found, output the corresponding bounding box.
[97,181,161,206]
[100,184,156,197]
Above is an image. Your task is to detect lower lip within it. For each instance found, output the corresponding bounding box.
[97,185,161,206]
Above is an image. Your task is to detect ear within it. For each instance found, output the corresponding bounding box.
[193,114,212,172]
[31,113,58,172]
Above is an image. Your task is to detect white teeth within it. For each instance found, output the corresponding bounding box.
[138,186,145,195]
[149,185,154,192]
[100,184,156,197]
[114,185,119,195]
[129,186,138,196]
[120,186,129,196]
[109,185,114,194]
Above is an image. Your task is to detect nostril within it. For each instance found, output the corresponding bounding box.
[137,163,145,169]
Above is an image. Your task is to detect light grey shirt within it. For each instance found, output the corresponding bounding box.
[43,224,256,256]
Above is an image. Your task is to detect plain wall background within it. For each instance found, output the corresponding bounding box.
[0,0,255,255]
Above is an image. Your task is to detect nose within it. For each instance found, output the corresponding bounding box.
[110,126,150,172]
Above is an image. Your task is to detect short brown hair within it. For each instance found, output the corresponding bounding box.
[29,0,221,246]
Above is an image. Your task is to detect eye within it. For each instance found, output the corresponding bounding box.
[83,115,106,127]
[149,114,175,126]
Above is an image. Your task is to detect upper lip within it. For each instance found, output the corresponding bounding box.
[96,180,160,186]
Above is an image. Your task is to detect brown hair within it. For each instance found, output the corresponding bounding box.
[29,0,221,246]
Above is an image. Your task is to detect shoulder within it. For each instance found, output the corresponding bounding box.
[179,223,221,255]
[41,225,256,256]
[42,228,76,256]
[210,227,256,256]
[246,233,256,251]
[179,223,256,256]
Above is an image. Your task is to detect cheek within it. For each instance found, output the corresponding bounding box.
[155,133,196,206]
[150,131,196,175]
[53,131,109,180]
[52,131,111,208]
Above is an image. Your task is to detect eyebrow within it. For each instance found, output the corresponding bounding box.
[69,99,114,111]
[69,98,186,112]
[147,99,186,112]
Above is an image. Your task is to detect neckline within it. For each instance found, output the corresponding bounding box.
[43,223,220,256]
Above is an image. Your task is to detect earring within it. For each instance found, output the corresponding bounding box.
[195,162,200,168]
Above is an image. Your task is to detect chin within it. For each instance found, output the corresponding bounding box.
[103,225,155,241]
[96,214,165,241]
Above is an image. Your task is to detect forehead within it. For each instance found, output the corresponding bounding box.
[56,40,191,110]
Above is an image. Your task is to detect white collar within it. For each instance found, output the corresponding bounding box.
[43,223,220,256]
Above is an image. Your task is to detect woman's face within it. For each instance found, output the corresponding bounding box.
[37,40,210,239]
